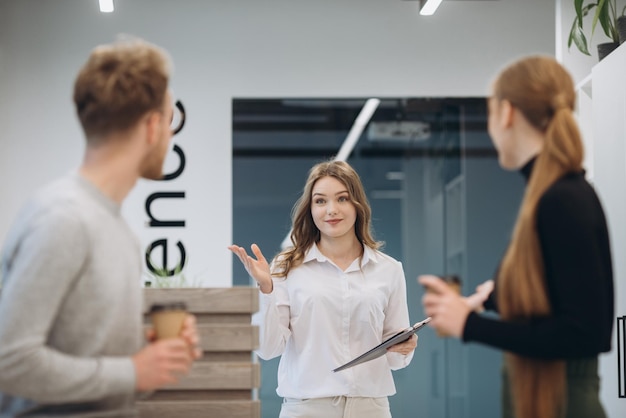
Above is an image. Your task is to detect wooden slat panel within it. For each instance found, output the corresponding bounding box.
[199,324,259,351]
[138,400,260,418]
[140,287,261,417]
[141,324,259,352]
[144,288,259,314]
[161,362,260,390]
[201,352,253,362]
[194,313,253,324]
[146,390,252,401]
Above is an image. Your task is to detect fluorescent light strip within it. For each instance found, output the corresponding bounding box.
[99,0,114,13]
[420,0,443,16]
[335,98,380,162]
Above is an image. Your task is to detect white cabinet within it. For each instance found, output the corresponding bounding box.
[576,43,626,418]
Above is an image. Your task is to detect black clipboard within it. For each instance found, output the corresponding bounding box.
[333,317,432,372]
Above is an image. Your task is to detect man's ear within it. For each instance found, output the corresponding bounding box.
[145,112,162,146]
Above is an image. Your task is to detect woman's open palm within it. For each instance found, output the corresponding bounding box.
[228,243,272,290]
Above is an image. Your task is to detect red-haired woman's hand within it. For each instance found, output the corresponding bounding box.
[465,279,494,312]
[419,275,470,338]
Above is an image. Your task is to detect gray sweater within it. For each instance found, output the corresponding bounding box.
[0,174,143,417]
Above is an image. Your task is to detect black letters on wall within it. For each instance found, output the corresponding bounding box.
[144,144,187,278]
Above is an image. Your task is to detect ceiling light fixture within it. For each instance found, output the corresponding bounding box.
[419,0,443,16]
[335,98,380,162]
[99,0,114,13]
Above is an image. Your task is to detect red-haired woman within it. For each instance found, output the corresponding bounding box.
[421,56,614,418]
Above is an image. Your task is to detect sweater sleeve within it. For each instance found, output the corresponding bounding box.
[482,289,498,312]
[463,180,613,359]
[0,207,135,402]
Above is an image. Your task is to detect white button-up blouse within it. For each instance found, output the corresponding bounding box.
[252,243,414,399]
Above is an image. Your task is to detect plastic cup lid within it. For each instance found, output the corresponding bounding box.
[149,301,187,313]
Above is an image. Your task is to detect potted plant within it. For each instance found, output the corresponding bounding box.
[568,0,626,60]
[618,12,626,44]
[143,258,203,288]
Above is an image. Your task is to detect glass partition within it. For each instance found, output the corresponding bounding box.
[232,97,524,418]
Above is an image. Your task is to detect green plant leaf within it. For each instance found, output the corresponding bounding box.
[581,3,597,28]
[593,0,612,38]
[569,19,591,55]
[610,0,620,41]
[575,0,585,23]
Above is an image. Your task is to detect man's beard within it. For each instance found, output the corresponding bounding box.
[140,152,165,180]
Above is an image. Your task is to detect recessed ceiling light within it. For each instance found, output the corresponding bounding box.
[99,0,114,13]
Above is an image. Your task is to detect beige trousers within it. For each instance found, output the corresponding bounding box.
[279,396,392,418]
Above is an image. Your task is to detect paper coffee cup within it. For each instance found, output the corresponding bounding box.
[442,275,462,295]
[149,302,188,340]
[424,275,462,295]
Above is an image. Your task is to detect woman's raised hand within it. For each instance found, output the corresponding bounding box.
[228,243,273,293]
[464,279,494,312]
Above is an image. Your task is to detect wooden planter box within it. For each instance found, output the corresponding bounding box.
[138,287,260,418]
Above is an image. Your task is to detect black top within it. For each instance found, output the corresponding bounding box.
[463,157,614,359]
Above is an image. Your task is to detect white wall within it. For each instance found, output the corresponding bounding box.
[0,0,556,286]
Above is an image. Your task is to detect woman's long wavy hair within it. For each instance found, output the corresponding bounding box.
[494,56,583,418]
[273,160,381,278]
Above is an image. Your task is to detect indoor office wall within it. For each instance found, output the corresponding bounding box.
[0,0,555,286]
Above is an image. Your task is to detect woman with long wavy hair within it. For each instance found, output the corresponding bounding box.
[230,160,417,418]
[420,56,614,418]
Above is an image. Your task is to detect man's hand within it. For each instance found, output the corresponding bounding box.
[133,338,194,392]
[145,314,202,359]
[180,314,202,360]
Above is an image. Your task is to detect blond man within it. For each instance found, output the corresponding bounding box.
[0,38,200,417]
